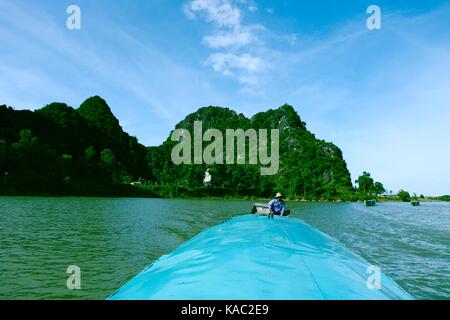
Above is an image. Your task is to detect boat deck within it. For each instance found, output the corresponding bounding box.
[108,214,412,300]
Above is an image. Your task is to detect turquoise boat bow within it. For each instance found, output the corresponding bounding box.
[108,214,413,300]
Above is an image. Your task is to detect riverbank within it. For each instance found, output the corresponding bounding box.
[1,182,446,203]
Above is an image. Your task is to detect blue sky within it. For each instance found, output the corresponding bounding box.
[1,0,449,195]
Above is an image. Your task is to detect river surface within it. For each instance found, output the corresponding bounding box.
[0,197,449,299]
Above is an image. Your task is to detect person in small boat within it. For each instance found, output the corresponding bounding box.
[268,193,290,218]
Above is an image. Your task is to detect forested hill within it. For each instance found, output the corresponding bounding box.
[0,96,353,198]
[0,96,150,195]
[148,104,353,198]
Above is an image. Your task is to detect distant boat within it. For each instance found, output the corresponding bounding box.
[411,201,420,206]
[365,200,376,206]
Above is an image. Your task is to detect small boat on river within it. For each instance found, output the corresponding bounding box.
[365,200,376,206]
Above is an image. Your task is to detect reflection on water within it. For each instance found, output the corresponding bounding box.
[0,197,448,299]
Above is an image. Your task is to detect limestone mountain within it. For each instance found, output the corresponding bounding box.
[1,97,353,198]
[147,104,353,199]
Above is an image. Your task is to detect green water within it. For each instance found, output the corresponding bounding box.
[0,197,449,300]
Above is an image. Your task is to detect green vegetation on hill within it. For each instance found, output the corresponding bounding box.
[0,97,151,196]
[0,96,423,200]
[146,104,354,200]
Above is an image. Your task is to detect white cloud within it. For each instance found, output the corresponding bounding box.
[184,0,241,28]
[238,75,259,86]
[184,0,268,88]
[205,53,265,75]
[203,29,253,48]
